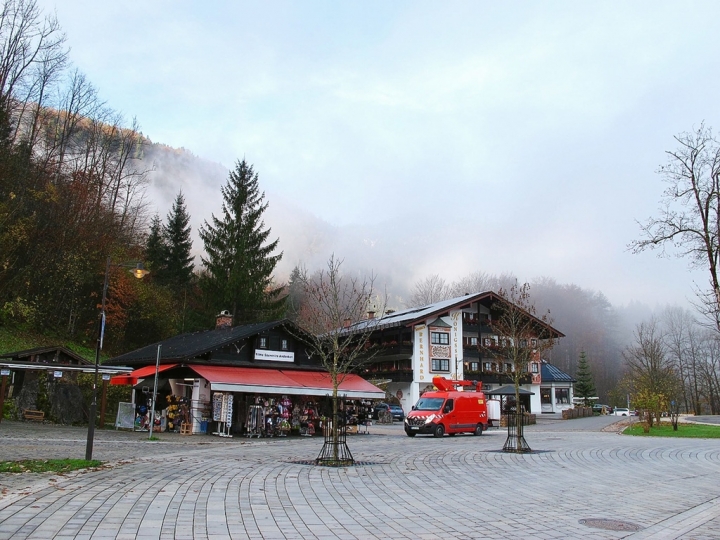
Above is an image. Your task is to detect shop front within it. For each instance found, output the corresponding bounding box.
[111,364,383,437]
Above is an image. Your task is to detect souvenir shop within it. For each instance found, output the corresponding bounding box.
[113,364,385,437]
[210,391,376,438]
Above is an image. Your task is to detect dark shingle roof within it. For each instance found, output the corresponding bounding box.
[107,320,295,366]
[541,361,575,383]
[0,346,91,365]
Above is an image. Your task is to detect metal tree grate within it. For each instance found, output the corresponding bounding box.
[315,398,354,467]
[503,407,532,453]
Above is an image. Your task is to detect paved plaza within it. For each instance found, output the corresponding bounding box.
[1,416,719,539]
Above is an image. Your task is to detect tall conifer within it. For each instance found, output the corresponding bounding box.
[163,191,194,291]
[145,214,167,277]
[199,159,283,324]
[575,351,596,406]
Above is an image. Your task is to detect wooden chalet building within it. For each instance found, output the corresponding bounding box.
[345,292,564,414]
[0,346,131,424]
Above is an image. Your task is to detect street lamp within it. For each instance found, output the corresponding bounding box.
[85,256,149,461]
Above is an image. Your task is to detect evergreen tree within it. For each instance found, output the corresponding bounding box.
[145,214,167,278]
[575,351,596,406]
[199,159,283,324]
[163,191,194,291]
[285,265,304,322]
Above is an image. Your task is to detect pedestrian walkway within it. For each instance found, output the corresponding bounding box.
[1,418,719,539]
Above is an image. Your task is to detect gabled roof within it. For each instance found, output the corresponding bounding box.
[345,291,564,338]
[541,360,575,383]
[107,319,307,366]
[0,346,92,366]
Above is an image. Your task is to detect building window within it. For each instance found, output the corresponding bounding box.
[281,339,288,350]
[506,363,512,372]
[431,332,449,345]
[431,358,450,372]
[258,336,267,348]
[532,363,539,373]
[470,337,478,346]
[469,362,479,371]
[541,388,552,404]
[483,362,492,371]
[555,388,569,404]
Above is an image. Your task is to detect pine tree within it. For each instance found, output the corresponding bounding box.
[285,265,304,322]
[163,191,194,291]
[575,351,596,407]
[199,159,283,324]
[145,214,167,278]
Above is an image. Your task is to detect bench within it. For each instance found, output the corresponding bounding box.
[22,409,45,422]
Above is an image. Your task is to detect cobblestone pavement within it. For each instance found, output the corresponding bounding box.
[1,416,719,539]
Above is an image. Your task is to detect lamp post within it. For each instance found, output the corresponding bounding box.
[85,256,149,461]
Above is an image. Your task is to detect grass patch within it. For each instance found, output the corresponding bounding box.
[623,422,720,438]
[0,459,101,473]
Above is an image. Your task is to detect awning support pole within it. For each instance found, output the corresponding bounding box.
[148,344,161,439]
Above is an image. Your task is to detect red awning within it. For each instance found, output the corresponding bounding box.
[282,371,385,398]
[110,363,178,386]
[189,365,384,398]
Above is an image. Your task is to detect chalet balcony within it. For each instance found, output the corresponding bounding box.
[463,371,532,386]
[367,342,413,361]
[361,367,413,383]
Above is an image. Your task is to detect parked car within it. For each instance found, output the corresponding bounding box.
[373,403,405,421]
[614,407,631,416]
[592,404,613,414]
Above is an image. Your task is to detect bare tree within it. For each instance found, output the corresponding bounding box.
[408,274,449,307]
[662,306,705,414]
[481,282,557,452]
[295,255,384,465]
[448,271,517,298]
[0,0,67,138]
[631,124,720,330]
[623,318,681,426]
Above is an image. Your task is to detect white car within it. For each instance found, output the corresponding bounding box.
[614,407,631,416]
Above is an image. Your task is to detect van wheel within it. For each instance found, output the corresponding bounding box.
[473,424,483,436]
[433,424,445,438]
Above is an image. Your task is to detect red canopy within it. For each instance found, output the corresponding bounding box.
[190,365,384,398]
[110,364,178,386]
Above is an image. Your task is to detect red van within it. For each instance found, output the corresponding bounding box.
[404,377,489,437]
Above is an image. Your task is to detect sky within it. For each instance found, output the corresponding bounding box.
[36,1,720,310]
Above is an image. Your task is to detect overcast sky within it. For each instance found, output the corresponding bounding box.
[37,1,720,309]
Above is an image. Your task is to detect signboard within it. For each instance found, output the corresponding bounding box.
[254,350,294,362]
[102,374,111,381]
[53,371,63,378]
[0,369,10,376]
[115,402,136,430]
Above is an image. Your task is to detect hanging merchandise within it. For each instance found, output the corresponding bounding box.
[217,393,233,438]
[246,404,264,437]
[212,393,223,422]
[165,395,186,432]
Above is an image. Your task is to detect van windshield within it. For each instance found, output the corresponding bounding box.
[414,397,445,411]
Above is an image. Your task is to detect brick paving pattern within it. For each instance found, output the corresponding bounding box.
[0,417,719,539]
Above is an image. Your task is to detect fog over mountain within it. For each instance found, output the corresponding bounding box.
[142,141,674,319]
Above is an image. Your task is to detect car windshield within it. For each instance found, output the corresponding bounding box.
[389,405,403,412]
[414,397,444,411]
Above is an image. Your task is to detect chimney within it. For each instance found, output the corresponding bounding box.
[367,310,375,320]
[343,318,352,328]
[216,310,233,329]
